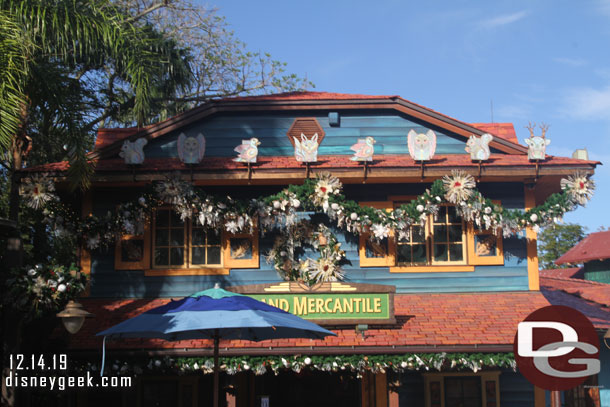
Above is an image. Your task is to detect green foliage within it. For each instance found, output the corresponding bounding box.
[4,263,88,318]
[538,223,587,269]
[70,352,516,376]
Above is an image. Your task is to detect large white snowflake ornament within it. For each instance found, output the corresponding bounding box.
[561,172,595,206]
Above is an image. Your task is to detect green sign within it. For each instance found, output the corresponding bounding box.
[248,293,390,320]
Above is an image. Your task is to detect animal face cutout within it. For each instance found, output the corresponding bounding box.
[466,133,493,161]
[293,133,319,163]
[408,129,436,161]
[525,136,550,161]
[350,136,376,162]
[234,138,261,163]
[177,133,206,164]
[119,138,148,165]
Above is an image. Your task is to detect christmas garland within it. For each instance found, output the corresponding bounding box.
[21,170,594,258]
[68,352,516,377]
[266,222,346,284]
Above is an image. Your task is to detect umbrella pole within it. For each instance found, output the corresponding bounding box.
[213,330,219,407]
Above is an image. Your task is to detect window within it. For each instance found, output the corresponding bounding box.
[395,206,466,266]
[423,372,500,407]
[115,226,151,270]
[359,199,504,272]
[358,202,395,267]
[115,208,258,275]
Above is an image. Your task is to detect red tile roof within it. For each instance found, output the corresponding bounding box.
[539,267,584,279]
[470,123,519,144]
[540,275,610,329]
[555,231,610,264]
[23,154,599,173]
[539,273,610,309]
[61,292,549,351]
[94,128,141,150]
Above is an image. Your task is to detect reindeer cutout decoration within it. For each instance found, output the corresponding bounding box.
[524,123,550,161]
[119,138,147,165]
[407,129,436,161]
[293,133,319,163]
[177,133,206,164]
[466,133,493,161]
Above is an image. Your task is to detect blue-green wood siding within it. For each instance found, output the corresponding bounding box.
[88,183,529,298]
[143,112,506,159]
[583,260,610,284]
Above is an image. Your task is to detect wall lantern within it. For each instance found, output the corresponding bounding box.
[57,300,94,334]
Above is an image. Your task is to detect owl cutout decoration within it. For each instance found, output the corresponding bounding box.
[119,138,147,165]
[234,138,261,163]
[177,133,206,164]
[525,123,550,161]
[407,129,436,161]
[293,133,319,163]
[350,136,376,162]
[466,133,493,161]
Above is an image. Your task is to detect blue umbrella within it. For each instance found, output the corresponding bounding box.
[98,284,336,407]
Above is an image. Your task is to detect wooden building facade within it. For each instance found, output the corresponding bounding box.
[27,92,603,407]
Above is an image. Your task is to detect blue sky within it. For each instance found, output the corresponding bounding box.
[208,0,610,232]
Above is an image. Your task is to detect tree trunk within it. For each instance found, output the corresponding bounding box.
[1,124,28,407]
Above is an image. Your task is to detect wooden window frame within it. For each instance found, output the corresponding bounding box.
[428,205,468,266]
[358,202,396,267]
[423,371,501,407]
[147,208,227,276]
[358,196,504,272]
[222,227,260,269]
[113,208,263,276]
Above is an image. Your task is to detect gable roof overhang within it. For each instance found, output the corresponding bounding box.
[91,92,529,161]
[21,92,599,190]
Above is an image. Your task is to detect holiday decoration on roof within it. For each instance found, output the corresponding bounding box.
[561,171,596,206]
[524,123,550,161]
[407,129,436,161]
[233,138,261,163]
[293,133,319,163]
[177,133,206,164]
[465,133,493,161]
[350,137,376,162]
[119,138,147,165]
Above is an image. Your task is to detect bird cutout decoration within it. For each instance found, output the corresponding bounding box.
[350,136,376,161]
[293,133,319,163]
[119,138,147,165]
[407,129,436,161]
[177,133,206,164]
[524,123,550,161]
[233,138,261,163]
[465,133,493,161]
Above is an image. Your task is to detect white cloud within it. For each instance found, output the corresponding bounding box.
[561,85,610,120]
[553,57,587,67]
[477,11,529,30]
